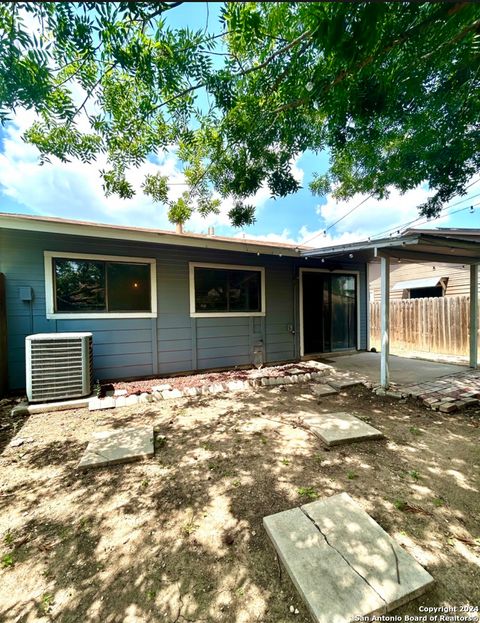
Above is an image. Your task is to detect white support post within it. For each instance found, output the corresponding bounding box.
[380,255,390,388]
[470,263,478,369]
[366,261,371,352]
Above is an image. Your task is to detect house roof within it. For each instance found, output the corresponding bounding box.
[1,213,478,264]
[0,212,305,257]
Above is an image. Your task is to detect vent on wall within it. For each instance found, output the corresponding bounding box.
[26,333,93,403]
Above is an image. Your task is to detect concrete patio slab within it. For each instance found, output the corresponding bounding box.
[78,426,154,469]
[264,493,433,623]
[326,351,465,385]
[302,493,434,613]
[300,412,384,446]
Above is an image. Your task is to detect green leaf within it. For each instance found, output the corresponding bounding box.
[1,2,479,227]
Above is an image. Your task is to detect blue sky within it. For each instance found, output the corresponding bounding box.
[0,2,479,246]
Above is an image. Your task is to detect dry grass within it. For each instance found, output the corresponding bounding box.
[0,384,479,622]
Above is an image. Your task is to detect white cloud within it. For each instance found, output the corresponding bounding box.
[0,111,305,234]
[0,111,243,231]
[234,228,297,245]
[291,156,305,186]
[315,177,480,239]
[240,176,480,247]
[2,103,476,244]
[0,116,177,228]
[234,226,365,248]
[233,181,436,247]
[316,186,434,237]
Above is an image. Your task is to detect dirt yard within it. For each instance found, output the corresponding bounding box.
[0,383,479,622]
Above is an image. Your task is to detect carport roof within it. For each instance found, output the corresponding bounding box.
[302,228,480,264]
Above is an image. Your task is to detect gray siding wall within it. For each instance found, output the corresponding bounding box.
[0,228,367,390]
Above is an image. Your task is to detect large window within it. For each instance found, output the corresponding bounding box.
[45,252,156,319]
[190,263,265,317]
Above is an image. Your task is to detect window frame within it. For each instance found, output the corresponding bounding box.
[44,251,157,319]
[189,262,266,318]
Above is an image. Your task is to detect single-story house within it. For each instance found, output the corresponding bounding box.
[0,213,368,392]
[0,214,478,393]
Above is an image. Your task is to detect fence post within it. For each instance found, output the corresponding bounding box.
[470,264,478,368]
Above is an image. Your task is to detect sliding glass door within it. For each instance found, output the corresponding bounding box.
[302,272,357,354]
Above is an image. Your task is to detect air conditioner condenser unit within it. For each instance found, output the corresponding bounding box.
[26,333,93,402]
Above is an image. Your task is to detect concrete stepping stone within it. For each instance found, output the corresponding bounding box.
[328,379,364,390]
[312,384,338,397]
[301,412,384,446]
[78,426,154,469]
[264,493,434,623]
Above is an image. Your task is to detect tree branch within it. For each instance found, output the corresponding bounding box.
[270,38,312,93]
[146,29,311,116]
[135,1,184,23]
[68,60,119,122]
[274,3,470,114]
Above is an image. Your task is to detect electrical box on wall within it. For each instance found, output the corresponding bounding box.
[19,287,33,302]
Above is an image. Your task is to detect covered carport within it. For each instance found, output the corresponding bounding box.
[303,229,480,388]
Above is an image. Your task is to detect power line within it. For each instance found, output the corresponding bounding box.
[382,200,479,237]
[370,188,480,240]
[405,199,480,229]
[302,194,373,245]
[305,178,480,247]
[325,194,372,232]
[464,177,480,191]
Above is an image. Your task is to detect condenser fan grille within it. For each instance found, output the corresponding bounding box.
[26,334,93,402]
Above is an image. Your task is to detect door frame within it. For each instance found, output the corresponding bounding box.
[299,268,361,357]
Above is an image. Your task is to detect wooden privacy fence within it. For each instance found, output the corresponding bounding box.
[370,295,477,356]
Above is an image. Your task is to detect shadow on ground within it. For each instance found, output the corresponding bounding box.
[0,384,479,622]
[0,398,29,455]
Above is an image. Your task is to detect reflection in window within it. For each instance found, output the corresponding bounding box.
[55,259,105,312]
[107,263,151,311]
[54,258,151,313]
[331,275,356,350]
[194,267,261,313]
